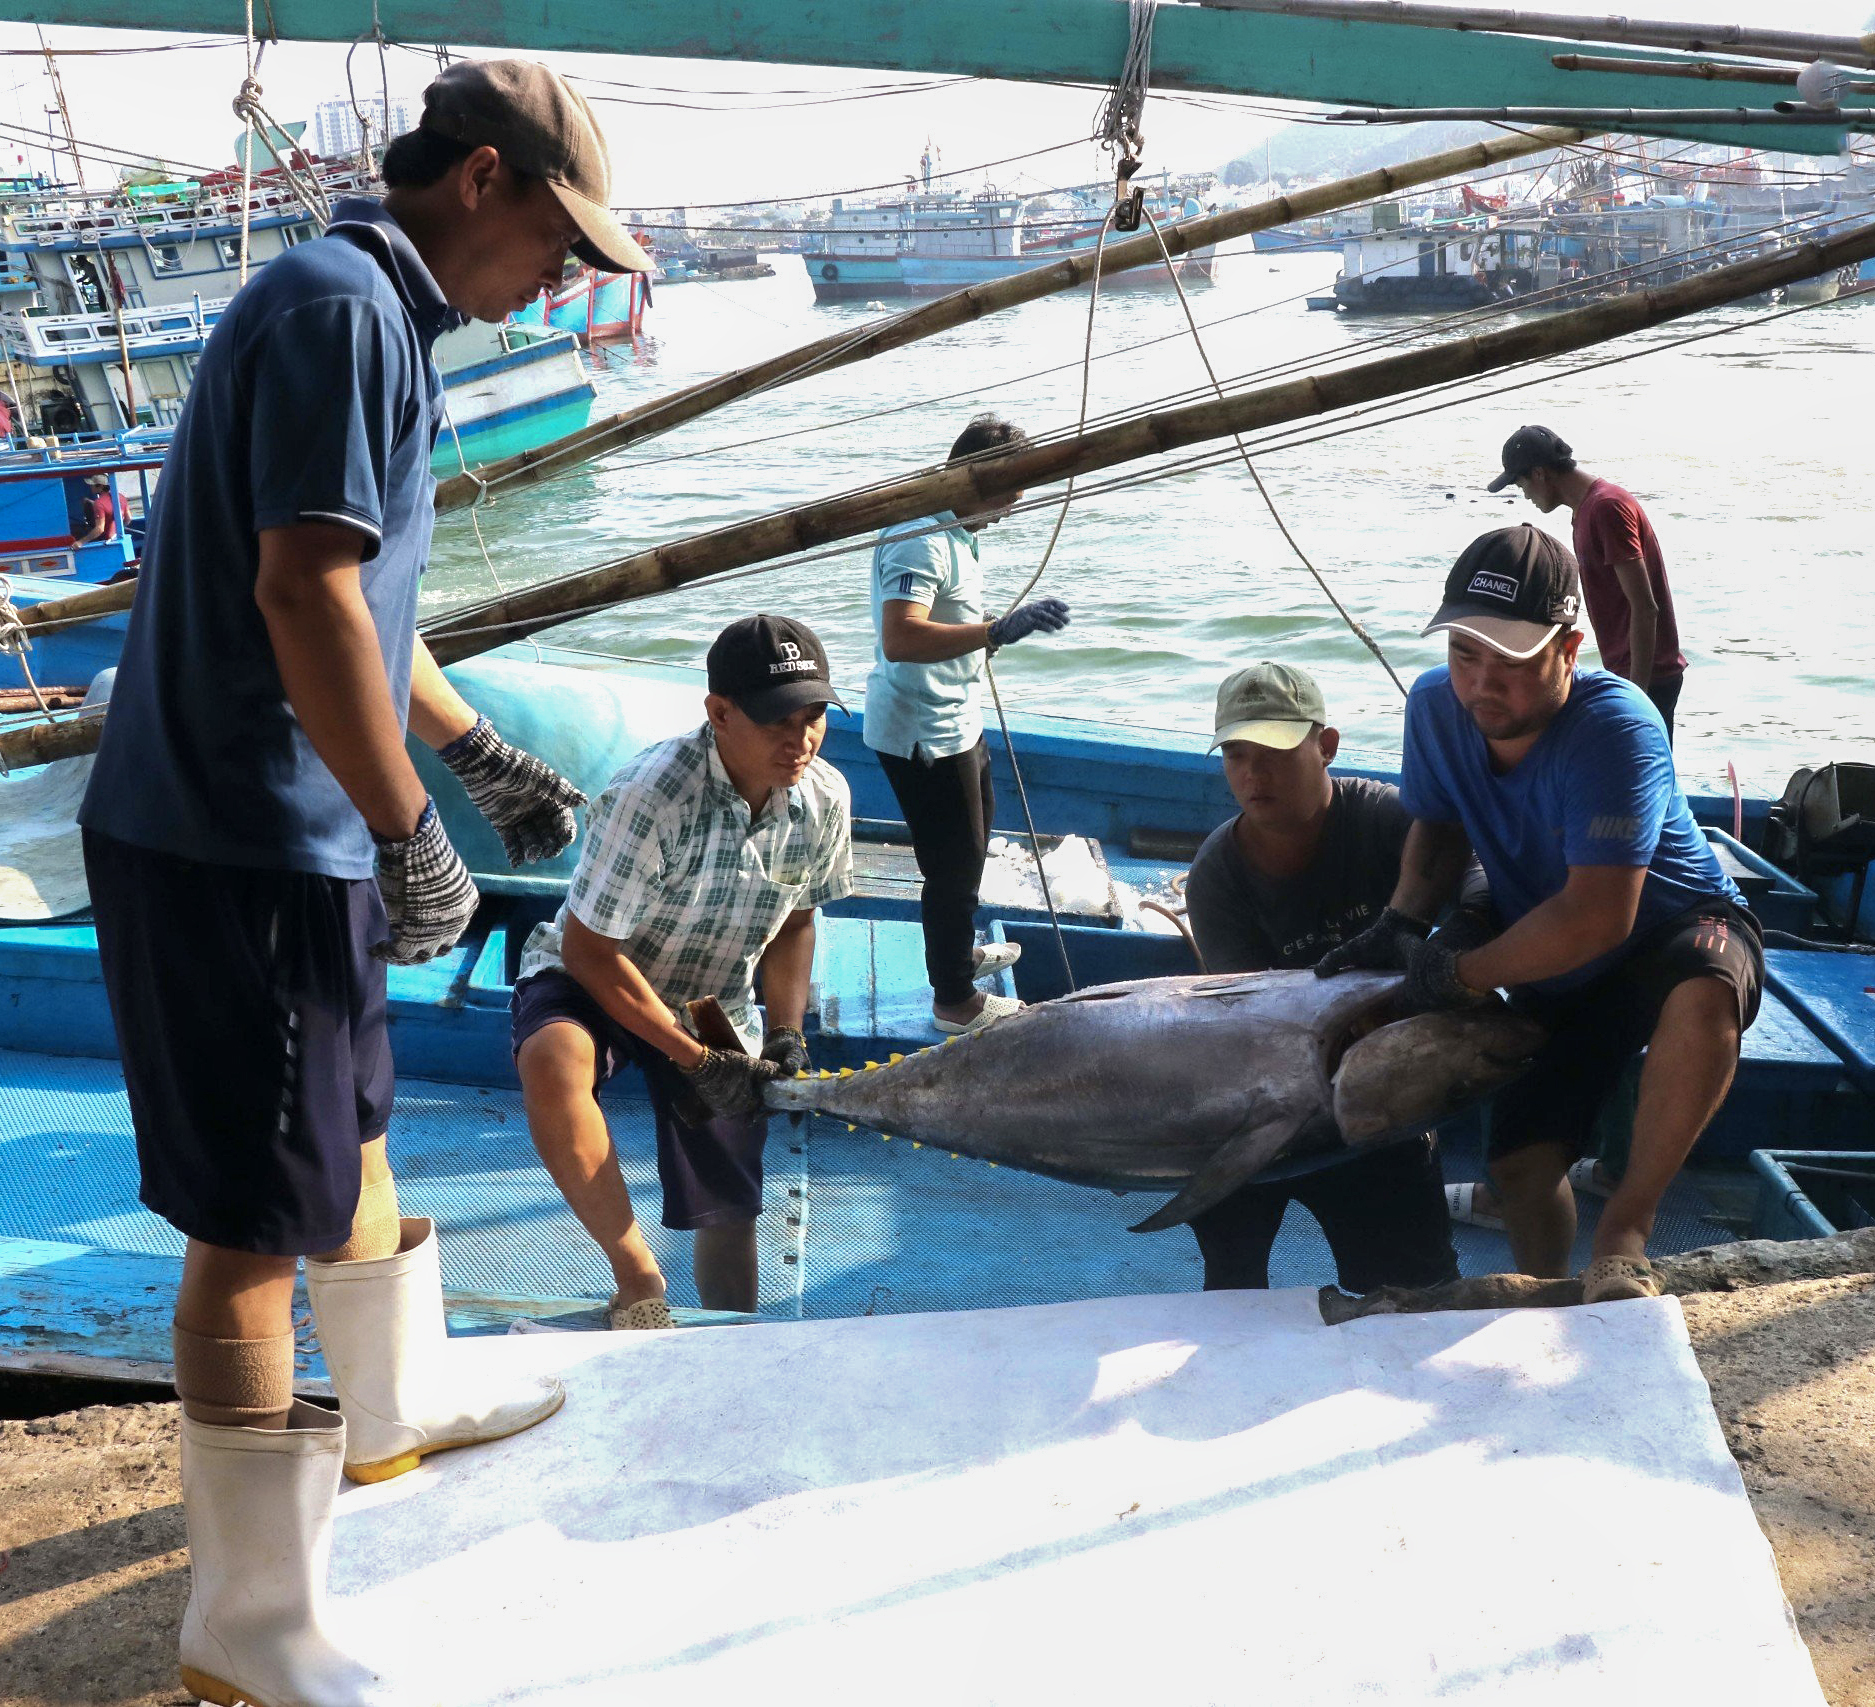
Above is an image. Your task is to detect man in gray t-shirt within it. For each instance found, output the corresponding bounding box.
[1181,663,1461,1293]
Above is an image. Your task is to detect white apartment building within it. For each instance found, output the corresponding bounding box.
[310,93,417,161]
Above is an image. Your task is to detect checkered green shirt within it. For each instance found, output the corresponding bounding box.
[518,725,852,1048]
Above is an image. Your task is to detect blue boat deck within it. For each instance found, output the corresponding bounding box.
[5,645,1874,1387]
[0,1034,1741,1384]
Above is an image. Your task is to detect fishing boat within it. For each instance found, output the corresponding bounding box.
[0,160,596,479]
[513,259,652,342]
[802,157,1214,301]
[1,2,1872,1695]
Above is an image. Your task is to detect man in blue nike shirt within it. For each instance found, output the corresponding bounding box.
[1318,527,1761,1305]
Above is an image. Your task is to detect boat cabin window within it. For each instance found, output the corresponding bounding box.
[217,238,242,267]
[150,244,183,274]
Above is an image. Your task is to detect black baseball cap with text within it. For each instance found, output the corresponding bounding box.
[707,615,847,723]
[1486,423,1573,493]
[1422,527,1582,661]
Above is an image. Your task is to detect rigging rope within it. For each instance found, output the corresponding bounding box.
[982,210,1118,994]
[1143,202,1408,697]
[1093,1,1157,159]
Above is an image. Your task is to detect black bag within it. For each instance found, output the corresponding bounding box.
[1764,763,1875,933]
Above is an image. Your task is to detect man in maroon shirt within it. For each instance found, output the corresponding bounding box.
[1488,424,1688,741]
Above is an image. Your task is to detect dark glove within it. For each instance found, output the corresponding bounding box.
[1313,906,1431,978]
[679,1047,782,1120]
[1432,906,1499,956]
[1400,931,1495,1012]
[373,799,479,965]
[987,597,1071,652]
[760,1025,812,1079]
[439,715,587,868]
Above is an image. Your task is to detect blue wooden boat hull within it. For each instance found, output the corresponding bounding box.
[5,623,1872,1378]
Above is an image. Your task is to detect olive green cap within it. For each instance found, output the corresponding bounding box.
[1209,661,1326,752]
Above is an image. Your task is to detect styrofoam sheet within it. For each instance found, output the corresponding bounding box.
[318,1290,1820,1706]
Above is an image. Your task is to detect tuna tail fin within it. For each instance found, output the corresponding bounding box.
[1127,1114,1305,1234]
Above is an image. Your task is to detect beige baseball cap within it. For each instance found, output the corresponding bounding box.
[419,58,651,275]
[1209,661,1327,752]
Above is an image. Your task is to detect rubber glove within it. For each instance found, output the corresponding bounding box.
[373,799,479,965]
[439,715,587,868]
[987,596,1071,652]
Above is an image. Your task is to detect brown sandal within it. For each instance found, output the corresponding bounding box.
[1579,1255,1660,1304]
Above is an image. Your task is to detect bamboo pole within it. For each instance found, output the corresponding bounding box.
[15,217,1875,767]
[1318,1225,1875,1323]
[421,217,1875,665]
[1330,105,1868,127]
[432,125,1587,512]
[1195,0,1875,69]
[10,576,137,636]
[11,126,1592,648]
[1552,54,1806,86]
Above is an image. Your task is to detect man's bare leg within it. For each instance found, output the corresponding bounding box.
[173,1242,299,1428]
[518,1023,667,1306]
[1592,977,1741,1265]
[693,1223,758,1313]
[1486,1141,1577,1278]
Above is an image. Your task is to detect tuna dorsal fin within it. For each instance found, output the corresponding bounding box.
[1127,1114,1306,1234]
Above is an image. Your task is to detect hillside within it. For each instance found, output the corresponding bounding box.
[1220,119,1504,185]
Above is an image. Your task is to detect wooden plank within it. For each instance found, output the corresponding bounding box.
[0,0,1833,152]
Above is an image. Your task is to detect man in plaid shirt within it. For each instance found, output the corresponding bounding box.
[513,616,852,1322]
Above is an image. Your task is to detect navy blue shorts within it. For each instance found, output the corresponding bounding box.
[511,969,768,1229]
[83,829,393,1256]
[1487,899,1763,1164]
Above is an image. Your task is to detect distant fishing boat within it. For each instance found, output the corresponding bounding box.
[802,152,1216,302]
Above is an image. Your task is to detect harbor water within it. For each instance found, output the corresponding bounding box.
[425,248,1869,796]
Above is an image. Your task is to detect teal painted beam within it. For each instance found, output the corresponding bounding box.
[0,0,1842,153]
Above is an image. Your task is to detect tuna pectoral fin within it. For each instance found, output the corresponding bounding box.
[1127,1116,1304,1235]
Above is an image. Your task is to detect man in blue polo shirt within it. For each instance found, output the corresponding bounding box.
[78,61,644,1704]
[1318,526,1761,1305]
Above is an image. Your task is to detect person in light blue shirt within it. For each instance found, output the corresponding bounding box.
[1318,527,1761,1305]
[863,413,1071,1035]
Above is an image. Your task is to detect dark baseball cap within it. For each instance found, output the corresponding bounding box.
[707,615,847,723]
[418,59,651,275]
[1486,423,1573,493]
[1422,526,1583,660]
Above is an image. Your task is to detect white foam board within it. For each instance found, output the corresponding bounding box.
[320,1290,1821,1706]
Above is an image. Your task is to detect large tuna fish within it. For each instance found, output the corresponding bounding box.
[765,969,1545,1232]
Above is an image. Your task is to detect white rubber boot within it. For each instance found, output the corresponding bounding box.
[179,1399,394,1707]
[305,1216,565,1484]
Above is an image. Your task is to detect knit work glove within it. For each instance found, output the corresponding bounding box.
[760,1025,812,1078]
[987,597,1071,652]
[1313,906,1432,978]
[679,1047,782,1120]
[373,799,479,966]
[1432,906,1499,957]
[438,716,587,868]
[1400,932,1495,1012]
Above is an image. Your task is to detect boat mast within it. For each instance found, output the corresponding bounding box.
[35,27,83,189]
